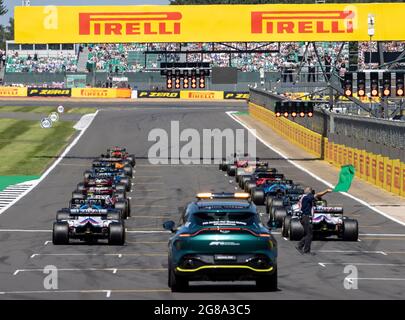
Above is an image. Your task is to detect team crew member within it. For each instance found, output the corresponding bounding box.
[296,187,333,254]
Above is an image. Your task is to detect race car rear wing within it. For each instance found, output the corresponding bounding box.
[313,206,344,214]
[61,208,120,216]
[196,192,250,200]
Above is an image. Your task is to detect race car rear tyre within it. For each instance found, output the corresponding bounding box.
[251,188,265,205]
[77,183,86,191]
[271,199,284,210]
[342,219,359,241]
[120,177,131,192]
[274,208,287,228]
[227,165,236,177]
[56,211,70,221]
[245,182,256,193]
[84,170,92,180]
[169,265,189,292]
[107,212,121,221]
[72,191,85,200]
[108,222,125,245]
[114,191,126,200]
[52,222,69,245]
[123,165,133,177]
[240,176,251,189]
[282,216,292,237]
[289,219,304,241]
[127,154,136,167]
[115,200,128,219]
[115,183,126,193]
[265,197,272,214]
[126,199,131,217]
[256,268,277,292]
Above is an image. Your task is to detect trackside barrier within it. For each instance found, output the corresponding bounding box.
[248,102,405,197]
[71,88,132,98]
[0,86,27,97]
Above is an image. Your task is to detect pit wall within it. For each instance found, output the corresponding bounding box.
[249,102,405,197]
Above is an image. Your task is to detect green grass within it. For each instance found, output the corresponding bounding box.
[0,106,97,114]
[0,118,76,175]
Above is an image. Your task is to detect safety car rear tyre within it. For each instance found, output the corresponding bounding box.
[108,222,125,245]
[256,268,277,292]
[342,219,358,241]
[169,265,189,292]
[289,219,304,241]
[52,222,69,245]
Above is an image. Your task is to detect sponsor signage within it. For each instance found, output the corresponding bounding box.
[224,92,250,100]
[0,87,27,97]
[180,90,223,100]
[71,87,130,98]
[15,4,405,43]
[27,87,71,97]
[137,91,180,98]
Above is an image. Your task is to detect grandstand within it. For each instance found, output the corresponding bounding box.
[2,40,404,89]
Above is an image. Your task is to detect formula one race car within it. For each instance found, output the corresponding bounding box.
[69,196,130,219]
[234,160,268,182]
[53,207,125,245]
[73,186,126,200]
[218,153,250,172]
[101,147,135,167]
[283,201,358,241]
[163,192,278,292]
[86,165,133,179]
[266,188,304,228]
[243,172,283,193]
[250,179,295,205]
[80,173,131,192]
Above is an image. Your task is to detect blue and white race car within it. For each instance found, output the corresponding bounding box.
[53,207,125,245]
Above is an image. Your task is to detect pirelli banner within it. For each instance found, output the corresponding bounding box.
[14,3,405,43]
[137,91,180,99]
[180,91,224,100]
[0,87,27,97]
[71,88,131,98]
[28,87,71,97]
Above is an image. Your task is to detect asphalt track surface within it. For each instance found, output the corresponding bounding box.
[0,100,405,299]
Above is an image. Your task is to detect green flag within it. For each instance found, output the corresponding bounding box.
[333,165,355,192]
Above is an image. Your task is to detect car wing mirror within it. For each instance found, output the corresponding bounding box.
[163,220,176,232]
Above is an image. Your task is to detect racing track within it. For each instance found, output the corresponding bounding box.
[0,101,405,299]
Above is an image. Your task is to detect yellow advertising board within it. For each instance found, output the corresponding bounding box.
[0,87,27,97]
[14,3,405,44]
[180,90,223,100]
[71,88,128,98]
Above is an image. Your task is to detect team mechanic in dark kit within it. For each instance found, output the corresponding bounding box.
[296,187,333,255]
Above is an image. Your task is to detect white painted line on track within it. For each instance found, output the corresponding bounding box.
[318,262,405,267]
[0,289,170,296]
[227,111,405,227]
[0,229,51,233]
[348,277,405,281]
[359,233,405,237]
[316,250,387,255]
[0,111,99,216]
[29,253,166,258]
[13,267,166,275]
